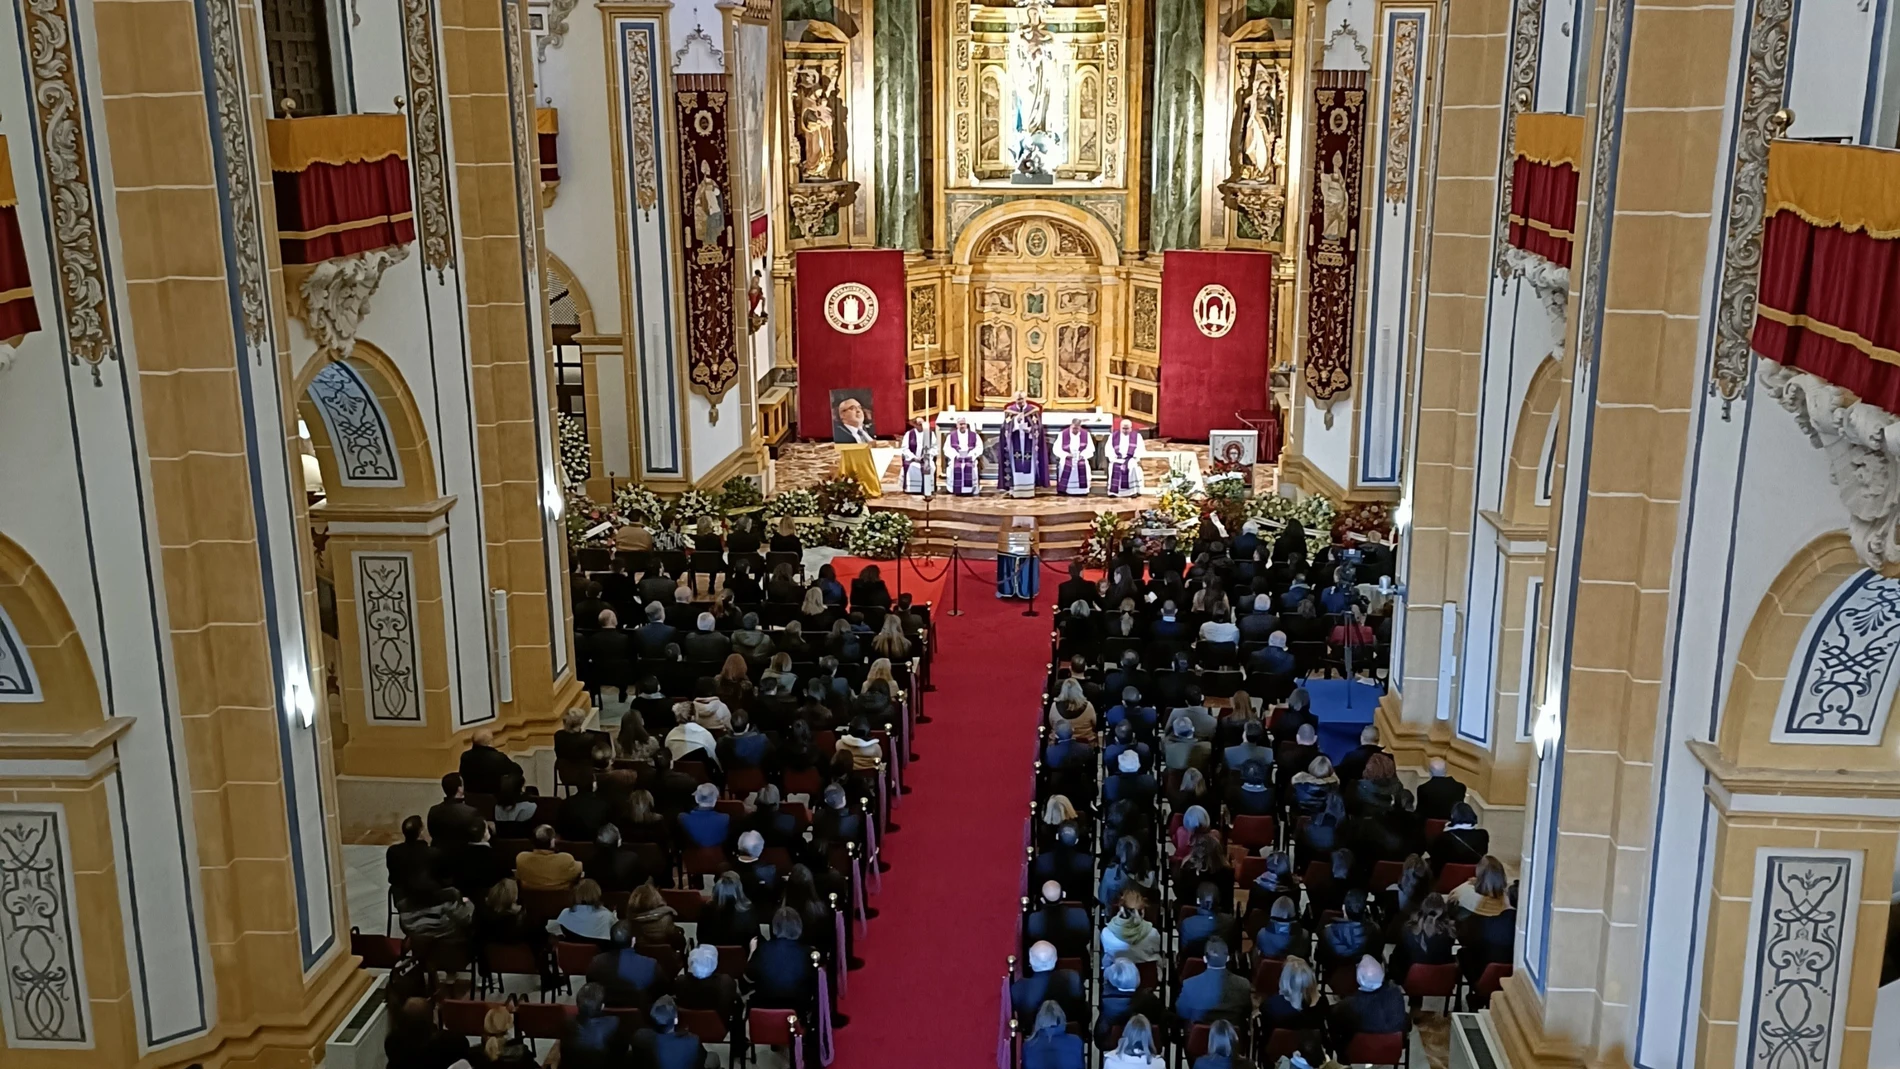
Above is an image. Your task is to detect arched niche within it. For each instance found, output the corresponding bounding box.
[1720,532,1900,770]
[1500,354,1563,524]
[0,532,104,732]
[546,253,597,337]
[293,343,441,506]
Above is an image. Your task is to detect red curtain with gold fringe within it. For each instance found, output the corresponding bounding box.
[1506,112,1584,266]
[268,115,416,265]
[1751,140,1900,411]
[0,136,40,342]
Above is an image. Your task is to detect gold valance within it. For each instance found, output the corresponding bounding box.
[0,136,15,208]
[536,107,559,135]
[1512,112,1586,169]
[1766,139,1900,239]
[266,114,409,173]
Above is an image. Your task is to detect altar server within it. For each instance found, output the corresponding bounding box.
[1106,418,1143,497]
[944,416,983,496]
[900,416,937,495]
[1052,417,1095,496]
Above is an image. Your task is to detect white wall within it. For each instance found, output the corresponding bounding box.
[537,5,625,338]
[1319,0,1376,71]
[1786,0,1890,141]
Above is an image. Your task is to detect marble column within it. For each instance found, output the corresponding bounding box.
[874,0,923,249]
[1149,0,1205,250]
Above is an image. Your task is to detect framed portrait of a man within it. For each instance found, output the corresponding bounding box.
[831,389,878,444]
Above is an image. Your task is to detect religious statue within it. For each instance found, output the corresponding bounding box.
[1319,151,1350,239]
[1235,63,1279,182]
[747,269,768,334]
[1013,0,1061,175]
[795,69,837,181]
[692,160,727,252]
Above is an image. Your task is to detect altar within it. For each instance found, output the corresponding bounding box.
[935,406,1120,480]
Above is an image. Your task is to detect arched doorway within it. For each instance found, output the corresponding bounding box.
[954,203,1119,411]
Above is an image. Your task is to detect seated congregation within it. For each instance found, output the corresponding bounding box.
[366,537,934,1069]
[1011,532,1511,1069]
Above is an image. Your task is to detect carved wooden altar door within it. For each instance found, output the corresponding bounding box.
[968,215,1102,410]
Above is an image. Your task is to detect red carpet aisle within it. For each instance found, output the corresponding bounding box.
[829,557,1053,1069]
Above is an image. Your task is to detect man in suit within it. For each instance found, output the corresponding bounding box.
[682,612,732,663]
[1096,957,1170,1050]
[560,984,631,1069]
[633,601,680,657]
[1042,719,1089,773]
[1031,823,1096,902]
[832,395,876,444]
[749,908,833,1022]
[1223,721,1273,771]
[1335,725,1389,783]
[1102,747,1158,806]
[1010,941,1086,1021]
[1416,756,1468,820]
[1176,938,1252,1025]
[458,730,524,796]
[579,609,638,693]
[573,581,610,633]
[1102,686,1158,733]
[426,773,482,848]
[1249,631,1299,677]
[741,784,806,854]
[638,564,676,607]
[385,816,440,907]
[1330,956,1408,1050]
[677,783,731,849]
[732,831,782,909]
[1238,593,1281,641]
[558,773,615,843]
[584,823,648,893]
[515,824,585,890]
[629,996,711,1069]
[1274,724,1322,784]
[1024,880,1092,957]
[1429,802,1491,874]
[443,821,509,903]
[1055,560,1096,610]
[1177,883,1238,959]
[587,923,673,1008]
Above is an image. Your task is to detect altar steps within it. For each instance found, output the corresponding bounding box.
[880,502,1144,562]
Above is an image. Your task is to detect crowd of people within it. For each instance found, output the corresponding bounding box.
[371,539,933,1069]
[1011,525,1515,1069]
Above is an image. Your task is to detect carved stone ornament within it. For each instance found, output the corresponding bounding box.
[1500,244,1570,319]
[401,0,457,277]
[1493,0,1545,277]
[788,181,859,239]
[21,0,117,385]
[1218,181,1288,244]
[537,0,580,60]
[1761,359,1900,572]
[296,247,410,358]
[1709,0,1797,414]
[204,0,271,350]
[1323,19,1370,66]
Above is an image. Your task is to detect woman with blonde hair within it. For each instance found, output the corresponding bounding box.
[761,651,795,689]
[862,657,899,695]
[1260,955,1329,1030]
[1104,1013,1165,1069]
[1047,677,1097,744]
[771,515,804,553]
[1450,854,1511,916]
[554,878,616,943]
[476,1003,537,1068]
[620,880,683,947]
[801,584,830,621]
[872,613,913,660]
[1098,890,1161,965]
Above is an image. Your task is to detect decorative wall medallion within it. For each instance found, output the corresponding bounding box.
[203,0,269,347]
[1760,361,1900,573]
[296,247,410,360]
[400,0,456,276]
[823,282,879,333]
[1493,0,1546,276]
[537,0,580,60]
[308,361,404,485]
[1382,16,1420,204]
[625,28,662,214]
[675,23,725,70]
[1742,854,1855,1069]
[676,79,739,403]
[20,0,116,384]
[354,553,422,723]
[1132,286,1160,352]
[0,602,41,701]
[1025,226,1049,256]
[1194,284,1237,338]
[909,286,937,347]
[1709,0,1797,412]
[1775,570,1900,742]
[1323,18,1370,65]
[0,806,89,1045]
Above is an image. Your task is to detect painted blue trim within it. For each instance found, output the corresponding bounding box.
[1360,10,1425,487]
[1454,285,1525,747]
[1862,0,1891,143]
[191,0,334,971]
[619,19,683,476]
[12,0,212,1040]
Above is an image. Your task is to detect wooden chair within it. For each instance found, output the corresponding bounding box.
[436,998,498,1036]
[1434,863,1478,893]
[1344,1031,1407,1067]
[682,846,731,880]
[480,942,547,998]
[1230,814,1278,851]
[711,944,750,979]
[514,1001,577,1040]
[1250,957,1286,997]
[554,941,599,987]
[1263,1027,1303,1060]
[1402,962,1461,1014]
[519,886,575,924]
[727,766,768,796]
[662,888,707,922]
[1471,962,1513,1008]
[349,928,405,969]
[677,1006,729,1043]
[744,1009,803,1065]
[1369,859,1405,890]
[1424,818,1447,840]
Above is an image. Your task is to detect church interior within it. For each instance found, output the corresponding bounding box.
[1,0,1899,1066]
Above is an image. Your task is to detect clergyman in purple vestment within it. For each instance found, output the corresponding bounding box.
[1106,418,1143,497]
[1053,419,1094,496]
[944,418,982,495]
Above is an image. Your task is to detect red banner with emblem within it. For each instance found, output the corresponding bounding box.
[1157,250,1274,440]
[795,249,908,439]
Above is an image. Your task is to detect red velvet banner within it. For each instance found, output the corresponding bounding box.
[795,249,908,439]
[1157,250,1273,440]
[272,156,417,264]
[0,203,39,342]
[1753,210,1900,411]
[1507,155,1579,265]
[1304,71,1367,404]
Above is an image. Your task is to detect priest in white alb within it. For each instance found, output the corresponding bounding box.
[1052,417,1095,496]
[900,416,936,495]
[943,415,983,496]
[1105,417,1143,497]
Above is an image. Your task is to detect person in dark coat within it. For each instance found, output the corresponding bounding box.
[426,773,482,849]
[1259,956,1330,1032]
[383,996,473,1069]
[459,730,525,796]
[385,815,441,907]
[848,564,892,611]
[1252,895,1313,962]
[1318,891,1379,968]
[559,984,631,1069]
[584,823,649,893]
[579,609,640,692]
[1011,940,1086,1021]
[1177,882,1239,959]
[1023,1001,1087,1069]
[1174,938,1252,1025]
[1329,958,1408,1051]
[1095,957,1170,1050]
[1415,757,1467,820]
[1024,879,1093,957]
[749,908,835,1023]
[1428,802,1491,874]
[629,997,711,1069]
[682,613,733,663]
[633,601,681,657]
[586,922,674,1008]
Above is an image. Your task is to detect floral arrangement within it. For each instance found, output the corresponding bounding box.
[847,509,913,559]
[1331,501,1393,544]
[718,476,764,512]
[817,476,867,518]
[1246,492,1338,558]
[563,488,625,550]
[612,484,666,528]
[557,413,592,488]
[764,488,823,519]
[671,489,724,531]
[1079,511,1130,569]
